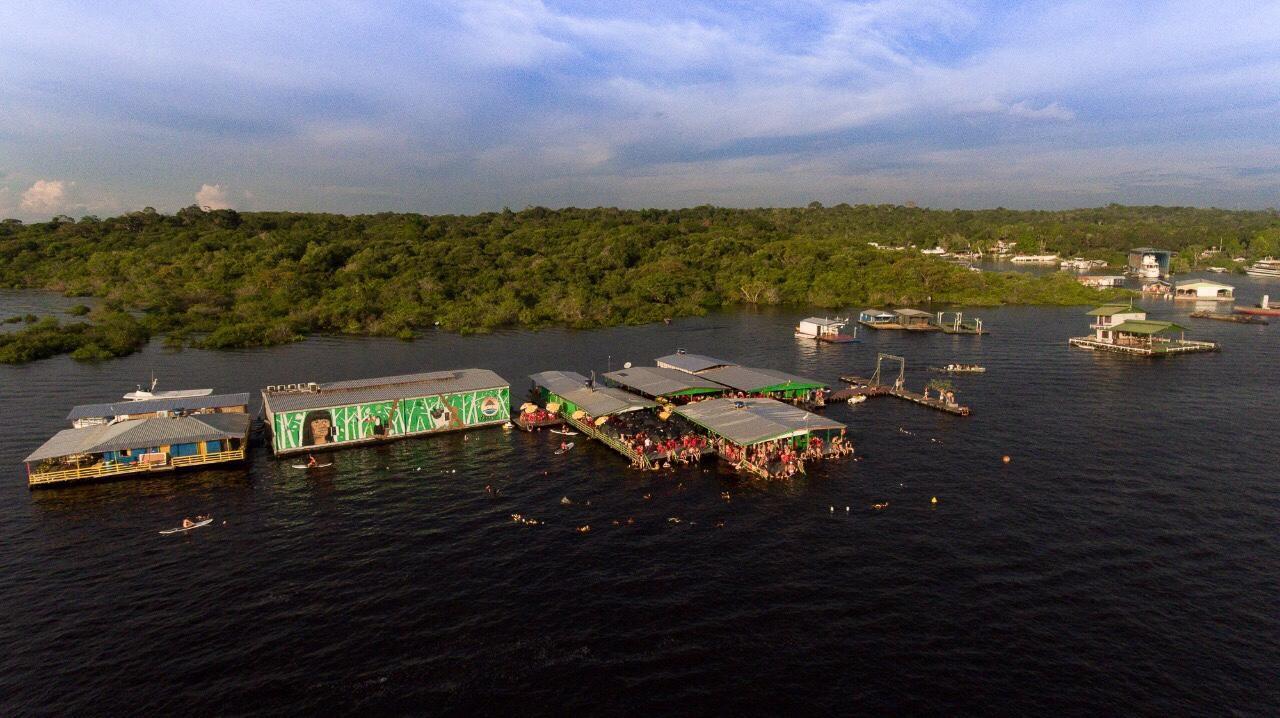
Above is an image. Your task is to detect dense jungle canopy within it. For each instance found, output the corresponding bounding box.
[2,203,1278,363]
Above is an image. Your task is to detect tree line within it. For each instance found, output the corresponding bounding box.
[3,203,1276,363]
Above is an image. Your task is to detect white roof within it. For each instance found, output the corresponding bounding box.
[1174,280,1234,290]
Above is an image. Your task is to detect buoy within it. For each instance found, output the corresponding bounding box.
[931,496,938,505]
[1002,455,1011,464]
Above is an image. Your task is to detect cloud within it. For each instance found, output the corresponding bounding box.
[966,97,1075,121]
[195,183,233,209]
[20,180,69,213]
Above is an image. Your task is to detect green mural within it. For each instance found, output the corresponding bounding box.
[272,386,509,452]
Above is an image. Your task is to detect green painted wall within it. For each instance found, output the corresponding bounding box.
[272,386,510,453]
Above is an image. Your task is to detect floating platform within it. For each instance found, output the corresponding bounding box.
[1190,311,1268,325]
[1067,337,1219,355]
[833,376,971,416]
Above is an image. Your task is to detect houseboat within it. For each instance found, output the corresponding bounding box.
[1246,258,1280,277]
[894,308,936,331]
[1068,304,1218,356]
[1077,275,1125,288]
[1172,280,1234,301]
[1010,254,1060,264]
[794,316,858,343]
[858,309,899,329]
[25,395,251,487]
[261,369,510,456]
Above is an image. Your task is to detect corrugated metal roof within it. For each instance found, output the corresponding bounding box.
[263,369,508,413]
[654,352,737,373]
[1087,304,1144,317]
[860,309,895,318]
[1174,280,1233,290]
[894,308,933,318]
[1110,320,1187,335]
[25,414,251,463]
[675,398,845,446]
[800,317,844,327]
[66,393,250,421]
[603,366,727,397]
[697,365,827,392]
[530,371,658,416]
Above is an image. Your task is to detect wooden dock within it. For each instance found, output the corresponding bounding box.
[834,359,972,416]
[1190,311,1268,325]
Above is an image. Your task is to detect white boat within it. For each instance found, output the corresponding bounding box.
[1011,254,1060,264]
[1206,267,1228,273]
[159,518,212,534]
[1246,258,1280,277]
[124,378,213,402]
[794,316,858,343]
[1137,255,1161,279]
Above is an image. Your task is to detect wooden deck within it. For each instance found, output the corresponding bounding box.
[1068,337,1219,355]
[29,448,247,487]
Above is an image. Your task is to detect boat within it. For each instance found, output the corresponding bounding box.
[124,377,213,402]
[159,518,212,534]
[846,395,867,405]
[795,316,859,343]
[1246,258,1280,277]
[550,428,578,436]
[291,462,334,469]
[1206,267,1228,273]
[935,364,986,373]
[1234,295,1280,317]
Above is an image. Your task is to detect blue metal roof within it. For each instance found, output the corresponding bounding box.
[66,393,251,422]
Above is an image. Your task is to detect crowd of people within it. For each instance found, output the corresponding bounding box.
[598,412,709,469]
[715,430,854,479]
[518,407,557,426]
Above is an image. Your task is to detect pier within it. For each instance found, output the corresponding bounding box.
[831,354,972,416]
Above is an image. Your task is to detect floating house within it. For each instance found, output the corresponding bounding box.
[858,309,899,329]
[894,308,936,330]
[602,366,727,403]
[1077,275,1125,288]
[25,413,250,487]
[1069,304,1217,356]
[66,392,250,429]
[674,398,846,478]
[655,351,735,374]
[794,317,857,343]
[1128,248,1173,278]
[1173,280,1234,301]
[1141,279,1172,295]
[261,369,510,456]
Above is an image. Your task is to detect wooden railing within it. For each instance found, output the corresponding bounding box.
[563,415,652,468]
[29,447,246,486]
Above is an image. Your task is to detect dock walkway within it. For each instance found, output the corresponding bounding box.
[833,375,971,416]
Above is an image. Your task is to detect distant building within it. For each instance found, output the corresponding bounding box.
[1077,275,1125,288]
[1173,280,1234,301]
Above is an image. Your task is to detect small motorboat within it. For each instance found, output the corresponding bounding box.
[935,364,986,373]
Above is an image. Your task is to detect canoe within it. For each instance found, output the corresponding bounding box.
[159,518,212,535]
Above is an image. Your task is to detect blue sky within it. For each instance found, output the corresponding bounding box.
[2,0,1279,219]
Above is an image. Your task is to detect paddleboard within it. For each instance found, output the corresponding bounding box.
[550,429,578,436]
[159,518,212,535]
[292,463,334,469]
[554,443,575,455]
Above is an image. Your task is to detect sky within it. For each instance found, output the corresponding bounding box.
[1,0,1279,220]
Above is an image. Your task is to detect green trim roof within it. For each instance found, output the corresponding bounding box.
[1087,304,1143,317]
[1110,320,1187,335]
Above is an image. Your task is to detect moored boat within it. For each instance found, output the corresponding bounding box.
[934,364,986,374]
[124,378,213,401]
[1246,258,1280,278]
[1234,295,1280,317]
[794,316,858,343]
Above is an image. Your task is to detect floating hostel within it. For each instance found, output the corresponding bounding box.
[25,393,251,487]
[1069,304,1218,356]
[602,366,727,402]
[262,369,510,456]
[530,370,666,465]
[674,398,848,478]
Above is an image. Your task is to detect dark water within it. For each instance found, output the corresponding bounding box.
[2,277,1278,716]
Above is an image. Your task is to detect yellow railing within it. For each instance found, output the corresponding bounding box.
[29,447,246,486]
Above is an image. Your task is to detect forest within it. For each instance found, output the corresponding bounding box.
[2,203,1277,363]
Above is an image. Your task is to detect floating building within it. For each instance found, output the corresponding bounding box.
[1069,304,1218,356]
[653,352,827,404]
[857,308,937,330]
[602,366,728,402]
[674,397,847,478]
[261,369,510,456]
[1172,280,1234,301]
[530,370,663,465]
[25,393,251,487]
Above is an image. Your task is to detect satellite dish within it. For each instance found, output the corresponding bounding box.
[623,362,632,369]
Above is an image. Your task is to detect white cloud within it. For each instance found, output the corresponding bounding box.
[20,179,69,212]
[195,183,233,209]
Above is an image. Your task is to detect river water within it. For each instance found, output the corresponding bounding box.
[2,277,1277,715]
